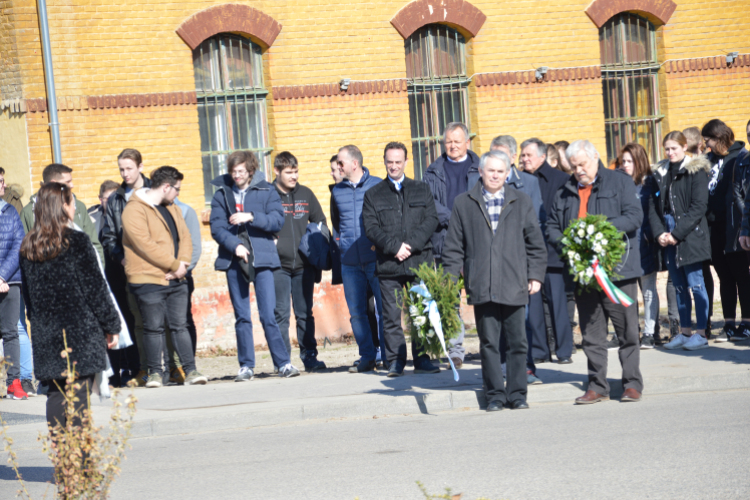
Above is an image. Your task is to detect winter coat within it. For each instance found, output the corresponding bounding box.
[328,183,342,285]
[423,150,481,260]
[362,177,439,278]
[635,180,658,275]
[648,155,712,268]
[706,141,747,227]
[0,200,24,284]
[100,174,152,266]
[210,172,284,271]
[2,184,24,215]
[547,166,643,282]
[725,145,750,253]
[21,193,104,265]
[442,182,547,306]
[506,165,545,226]
[330,167,382,266]
[21,230,121,382]
[121,190,193,286]
[299,222,331,282]
[532,161,572,268]
[87,204,105,240]
[274,182,327,273]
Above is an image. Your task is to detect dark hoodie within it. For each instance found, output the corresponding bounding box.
[273,181,327,273]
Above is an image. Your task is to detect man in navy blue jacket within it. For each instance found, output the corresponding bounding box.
[520,138,575,366]
[331,145,384,373]
[210,151,299,381]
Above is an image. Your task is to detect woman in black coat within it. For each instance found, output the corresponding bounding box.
[20,183,120,429]
[649,131,712,351]
[702,119,750,342]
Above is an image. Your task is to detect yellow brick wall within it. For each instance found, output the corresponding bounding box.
[0,110,32,203]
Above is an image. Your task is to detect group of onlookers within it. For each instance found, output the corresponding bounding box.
[1,117,749,421]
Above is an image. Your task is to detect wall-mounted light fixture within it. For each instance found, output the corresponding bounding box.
[726,52,739,65]
[339,78,351,91]
[535,67,549,80]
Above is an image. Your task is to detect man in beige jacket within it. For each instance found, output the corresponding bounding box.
[122,166,207,388]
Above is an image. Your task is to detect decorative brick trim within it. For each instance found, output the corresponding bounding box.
[176,4,282,50]
[390,0,486,39]
[24,91,199,113]
[272,79,408,100]
[585,0,676,28]
[474,66,602,87]
[664,54,750,74]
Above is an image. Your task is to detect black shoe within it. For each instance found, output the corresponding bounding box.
[386,362,404,378]
[510,400,529,410]
[714,324,733,343]
[606,336,620,350]
[557,357,573,364]
[640,335,655,349]
[413,360,440,374]
[533,358,549,364]
[486,400,504,412]
[731,324,750,342]
[349,359,376,373]
[304,358,327,372]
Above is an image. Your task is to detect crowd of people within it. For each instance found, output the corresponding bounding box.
[1,117,749,422]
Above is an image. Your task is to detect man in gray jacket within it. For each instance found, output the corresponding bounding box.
[442,150,547,411]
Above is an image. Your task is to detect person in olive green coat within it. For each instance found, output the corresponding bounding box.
[20,163,104,265]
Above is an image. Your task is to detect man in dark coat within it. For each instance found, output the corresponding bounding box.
[423,122,480,367]
[520,138,575,366]
[547,140,644,404]
[363,142,440,376]
[443,150,547,411]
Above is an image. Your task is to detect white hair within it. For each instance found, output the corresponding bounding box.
[479,150,510,172]
[566,140,599,162]
[490,135,517,158]
[444,122,469,142]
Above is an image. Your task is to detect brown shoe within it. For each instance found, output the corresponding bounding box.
[621,388,642,402]
[575,390,610,405]
[450,357,463,369]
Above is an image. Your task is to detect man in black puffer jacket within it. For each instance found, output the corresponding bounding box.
[272,152,328,372]
[363,142,440,376]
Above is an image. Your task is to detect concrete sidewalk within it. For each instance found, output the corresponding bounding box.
[3,342,749,448]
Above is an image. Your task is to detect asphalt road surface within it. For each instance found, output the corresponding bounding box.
[2,390,749,499]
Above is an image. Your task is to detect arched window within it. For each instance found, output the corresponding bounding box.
[406,25,470,179]
[600,13,663,162]
[193,34,271,203]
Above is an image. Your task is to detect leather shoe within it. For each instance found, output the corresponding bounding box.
[557,357,573,364]
[621,388,642,402]
[510,400,529,410]
[348,359,376,373]
[575,390,610,405]
[486,400,504,412]
[386,362,404,378]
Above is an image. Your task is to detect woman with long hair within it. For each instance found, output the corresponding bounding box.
[617,143,660,348]
[20,183,120,429]
[649,132,712,350]
[702,119,750,341]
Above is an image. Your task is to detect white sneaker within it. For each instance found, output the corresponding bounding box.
[279,363,300,378]
[664,333,690,350]
[683,334,709,350]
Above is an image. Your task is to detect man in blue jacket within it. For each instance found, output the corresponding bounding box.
[331,145,384,373]
[423,122,480,368]
[210,151,299,381]
[0,167,27,399]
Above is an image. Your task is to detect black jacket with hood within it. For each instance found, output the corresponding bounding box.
[273,181,327,273]
[724,142,749,253]
[648,154,712,268]
[101,174,152,266]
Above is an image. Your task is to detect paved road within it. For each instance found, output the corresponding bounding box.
[3,389,749,499]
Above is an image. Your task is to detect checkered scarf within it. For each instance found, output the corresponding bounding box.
[482,187,504,233]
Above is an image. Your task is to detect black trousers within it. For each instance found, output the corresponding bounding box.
[712,252,750,321]
[530,270,574,360]
[105,261,140,378]
[474,302,527,405]
[274,266,318,363]
[379,276,428,368]
[46,376,93,429]
[576,278,643,396]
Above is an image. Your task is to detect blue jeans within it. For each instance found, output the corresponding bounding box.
[18,296,33,380]
[664,214,709,329]
[226,263,291,370]
[341,262,383,363]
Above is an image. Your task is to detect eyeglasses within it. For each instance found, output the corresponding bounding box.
[169,185,181,193]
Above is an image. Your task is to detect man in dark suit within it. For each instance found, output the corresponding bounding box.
[520,138,575,366]
[442,150,547,411]
[363,142,440,376]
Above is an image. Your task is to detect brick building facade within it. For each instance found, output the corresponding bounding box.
[1,0,749,348]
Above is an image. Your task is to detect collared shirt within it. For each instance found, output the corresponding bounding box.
[388,175,405,191]
[482,187,505,233]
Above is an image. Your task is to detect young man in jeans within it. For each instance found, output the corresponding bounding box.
[121,166,207,388]
[0,167,28,399]
[273,152,327,372]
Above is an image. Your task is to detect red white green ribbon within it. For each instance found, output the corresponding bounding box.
[592,258,634,307]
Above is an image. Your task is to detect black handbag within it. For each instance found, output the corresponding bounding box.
[237,226,255,283]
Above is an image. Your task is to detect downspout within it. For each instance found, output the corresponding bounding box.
[37,0,62,163]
